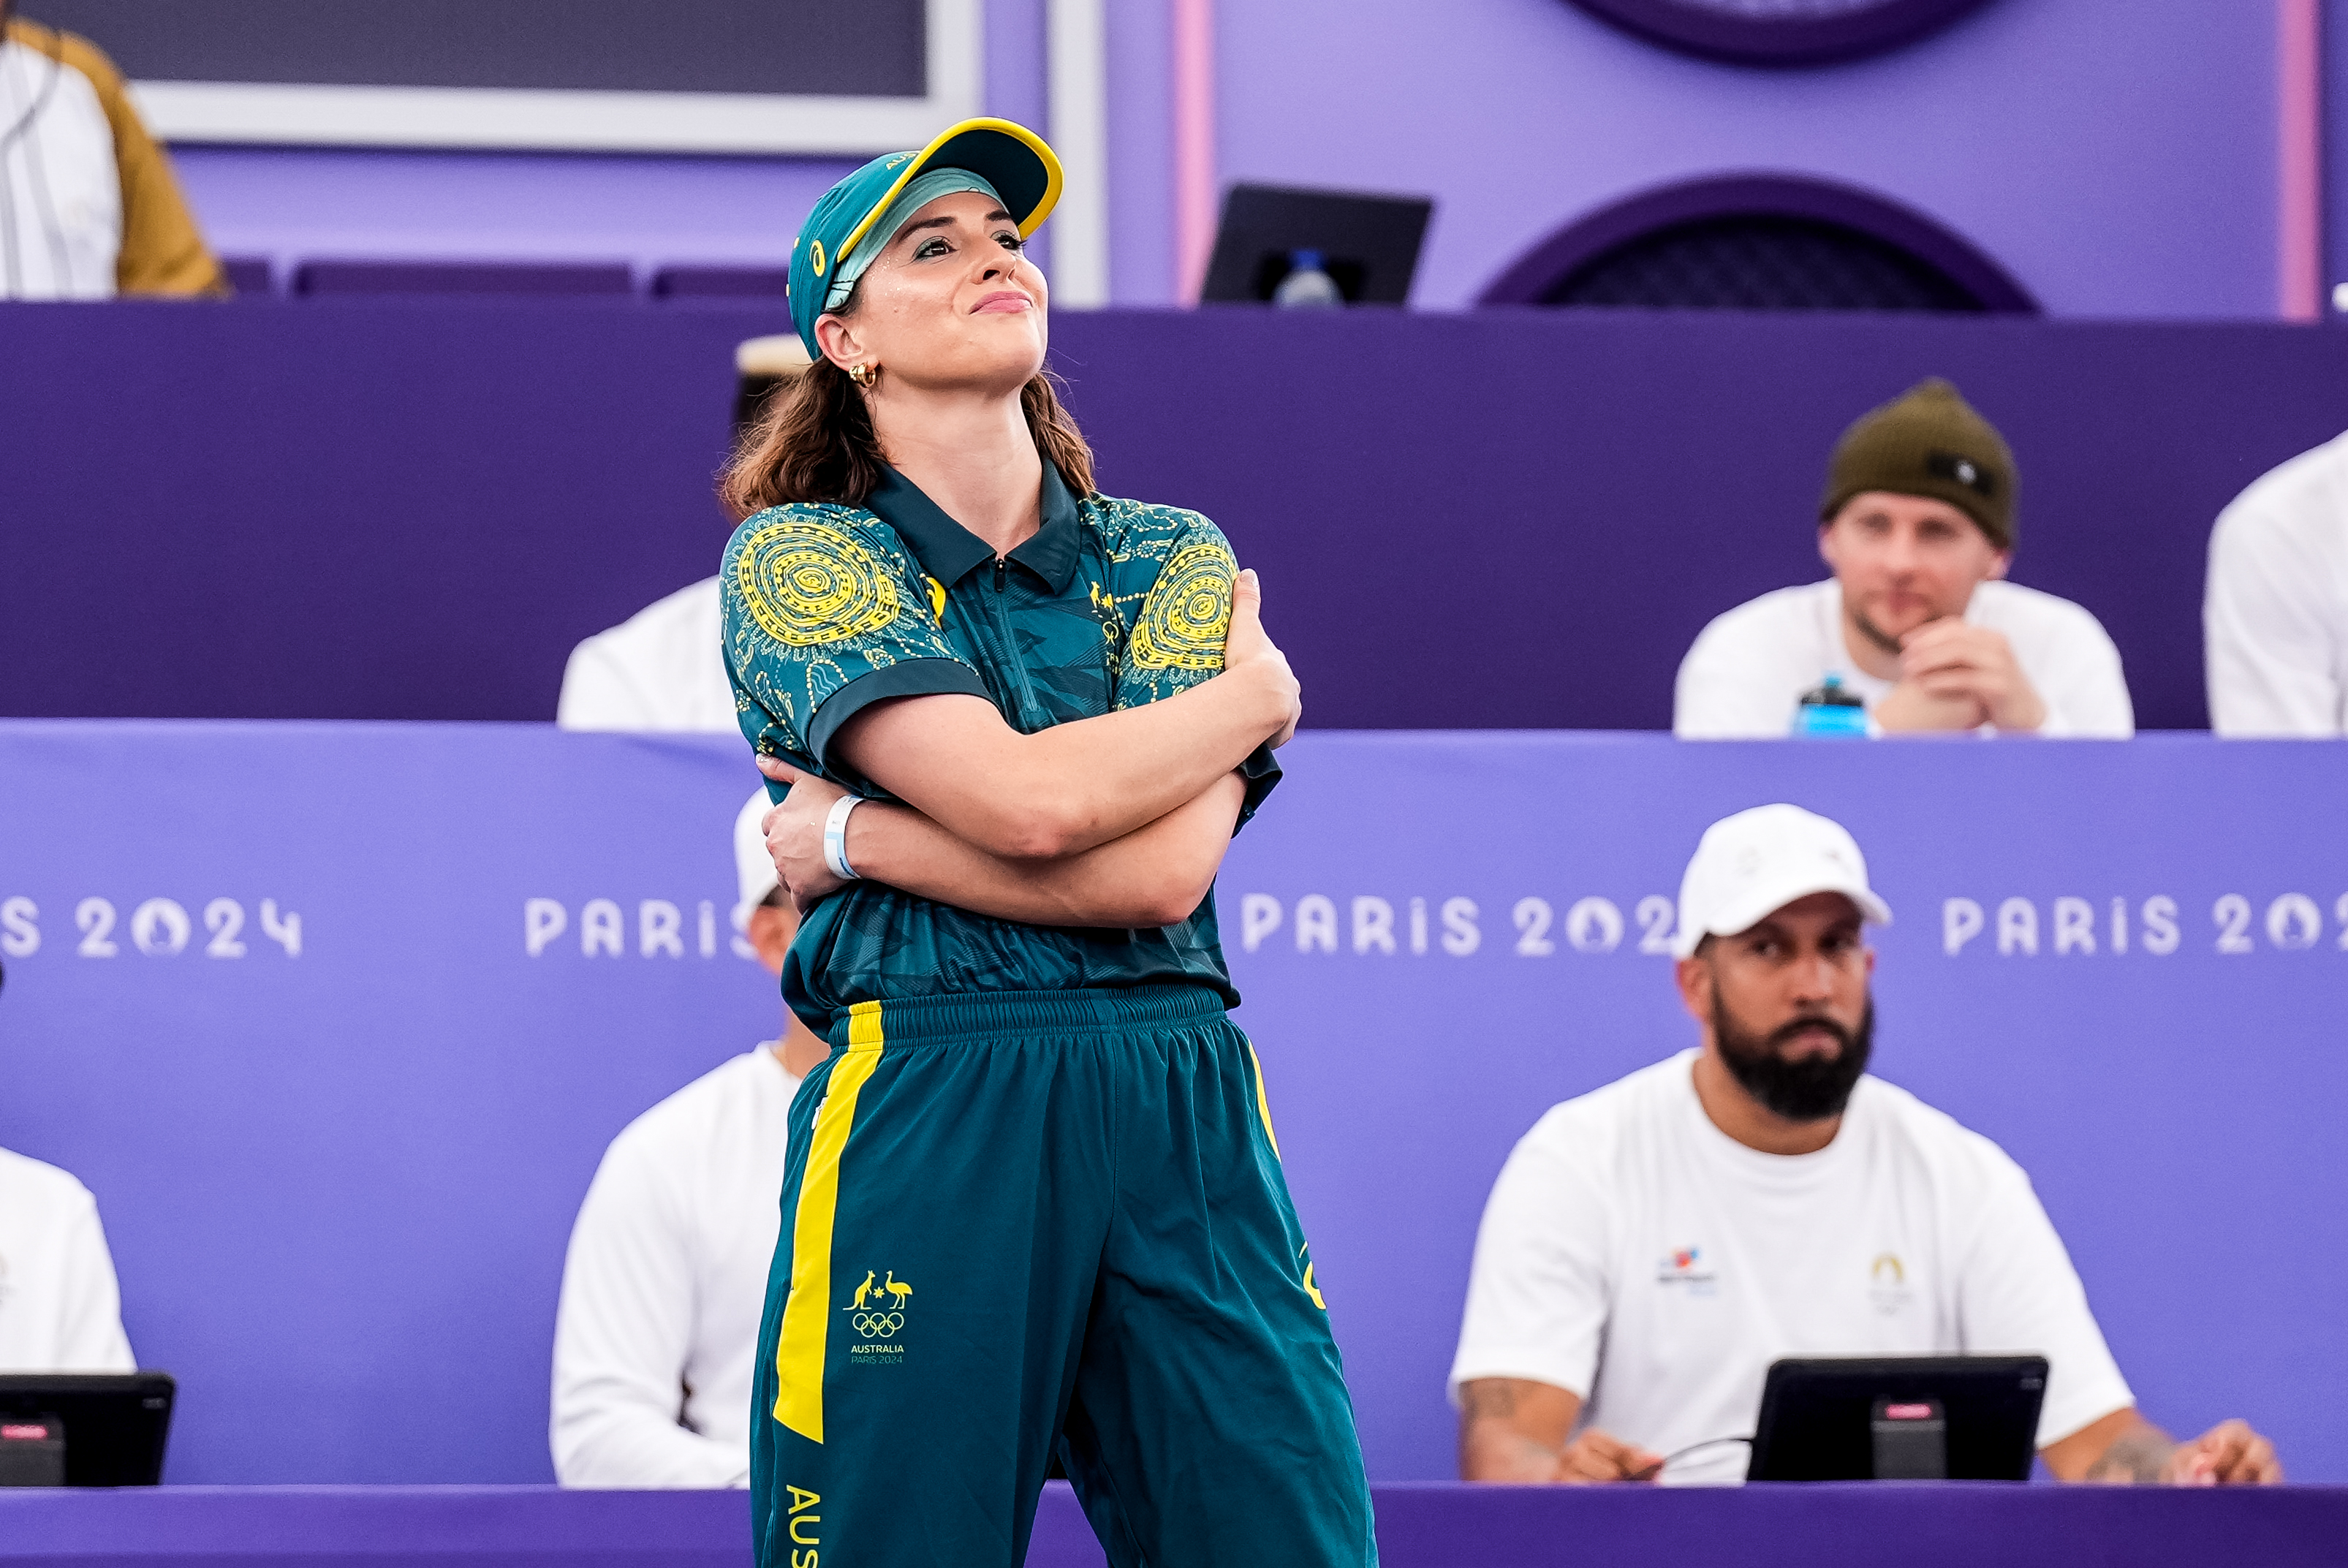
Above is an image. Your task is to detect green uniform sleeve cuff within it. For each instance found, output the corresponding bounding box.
[807,659,993,787]
[1231,742,1282,836]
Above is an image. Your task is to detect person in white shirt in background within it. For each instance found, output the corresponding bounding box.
[0,4,225,299]
[550,790,830,1487]
[1450,804,2276,1488]
[556,337,813,733]
[1675,379,2132,739]
[0,959,136,1372]
[2205,430,2348,735]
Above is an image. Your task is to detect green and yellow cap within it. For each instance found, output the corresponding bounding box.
[788,118,1063,359]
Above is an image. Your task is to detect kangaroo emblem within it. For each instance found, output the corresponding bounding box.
[849,1270,876,1309]
[882,1270,912,1310]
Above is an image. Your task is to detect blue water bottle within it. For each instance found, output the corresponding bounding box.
[1791,673,1869,738]
[1273,250,1344,308]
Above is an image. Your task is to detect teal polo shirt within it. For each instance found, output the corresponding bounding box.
[721,463,1279,1029]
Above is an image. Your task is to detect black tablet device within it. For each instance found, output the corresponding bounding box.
[0,1372,175,1486]
[1747,1355,2046,1481]
[1199,183,1432,306]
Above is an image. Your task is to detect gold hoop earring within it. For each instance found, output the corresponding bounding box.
[847,362,877,389]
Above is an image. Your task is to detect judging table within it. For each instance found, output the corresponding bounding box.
[1,1483,2342,1567]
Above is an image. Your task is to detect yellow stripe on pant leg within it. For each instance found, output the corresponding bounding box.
[773,1000,886,1442]
[1247,1041,1282,1160]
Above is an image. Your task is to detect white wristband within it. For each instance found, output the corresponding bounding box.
[822,795,864,881]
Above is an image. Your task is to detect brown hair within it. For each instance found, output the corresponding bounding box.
[719,309,1097,518]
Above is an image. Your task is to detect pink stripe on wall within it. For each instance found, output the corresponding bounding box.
[2279,0,2322,320]
[1171,0,1217,304]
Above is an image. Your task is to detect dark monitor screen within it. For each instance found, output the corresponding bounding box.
[0,1373,175,1486]
[1200,183,1432,306]
[1748,1355,2047,1482]
[23,1,925,97]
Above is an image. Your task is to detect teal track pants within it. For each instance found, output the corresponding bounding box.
[749,985,1376,1568]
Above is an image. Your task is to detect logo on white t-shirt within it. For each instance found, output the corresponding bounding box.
[1869,1251,1913,1317]
[1656,1245,1718,1298]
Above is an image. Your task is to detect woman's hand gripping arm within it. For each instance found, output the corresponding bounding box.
[820,569,1298,863]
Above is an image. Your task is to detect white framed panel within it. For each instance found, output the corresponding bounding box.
[127,0,982,155]
[1045,0,1109,306]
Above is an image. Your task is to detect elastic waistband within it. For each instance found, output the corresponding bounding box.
[824,985,1227,1048]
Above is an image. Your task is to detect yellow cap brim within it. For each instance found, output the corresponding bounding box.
[836,118,1065,270]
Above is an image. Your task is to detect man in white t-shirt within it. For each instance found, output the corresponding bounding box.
[0,961,137,1371]
[556,579,737,733]
[0,6,225,298]
[1450,805,2277,1487]
[550,790,830,1487]
[556,337,811,733]
[2205,430,2348,735]
[0,1151,137,1372]
[1675,380,2132,739]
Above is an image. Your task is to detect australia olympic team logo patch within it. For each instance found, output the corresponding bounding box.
[737,518,900,647]
[1128,542,1235,671]
[844,1268,912,1364]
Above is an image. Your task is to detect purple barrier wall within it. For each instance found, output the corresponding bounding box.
[5,302,2347,730]
[1,1484,2344,1568]
[1,724,2342,1487]
[172,0,2287,316]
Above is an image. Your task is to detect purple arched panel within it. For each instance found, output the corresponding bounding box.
[1569,0,2001,65]
[1480,173,2037,313]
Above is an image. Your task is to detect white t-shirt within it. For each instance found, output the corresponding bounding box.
[0,1147,135,1371]
[2205,431,2348,736]
[1675,579,2134,739]
[1450,1052,2131,1484]
[0,39,120,300]
[556,577,738,733]
[551,1048,803,1488]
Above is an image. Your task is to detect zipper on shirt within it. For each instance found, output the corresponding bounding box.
[959,561,1044,730]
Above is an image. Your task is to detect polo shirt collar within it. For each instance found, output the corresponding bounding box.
[865,462,1083,594]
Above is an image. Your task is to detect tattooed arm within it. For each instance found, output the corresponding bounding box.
[1457,1378,1664,1484]
[2042,1408,2283,1485]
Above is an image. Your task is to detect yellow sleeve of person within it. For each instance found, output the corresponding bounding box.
[7,17,227,296]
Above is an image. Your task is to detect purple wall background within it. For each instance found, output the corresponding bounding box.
[7,300,2347,731]
[162,0,2293,317]
[4,727,2344,1488]
[1212,0,2278,316]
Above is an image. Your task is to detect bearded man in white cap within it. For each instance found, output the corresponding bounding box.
[1449,804,2278,1488]
[550,790,830,1487]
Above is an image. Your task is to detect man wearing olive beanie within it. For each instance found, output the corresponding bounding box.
[1675,379,2133,738]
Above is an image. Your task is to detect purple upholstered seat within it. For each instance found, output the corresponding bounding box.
[292,260,637,298]
[651,265,792,300]
[217,256,276,297]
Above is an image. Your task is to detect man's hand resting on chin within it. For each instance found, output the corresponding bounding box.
[1874,618,2046,733]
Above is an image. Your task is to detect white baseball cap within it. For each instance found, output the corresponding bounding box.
[734,787,781,917]
[1672,803,1892,959]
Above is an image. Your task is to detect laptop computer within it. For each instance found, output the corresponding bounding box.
[0,1372,175,1486]
[1747,1355,2047,1481]
[1199,183,1432,306]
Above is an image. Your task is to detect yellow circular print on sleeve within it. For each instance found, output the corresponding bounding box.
[1128,541,1236,671]
[737,517,903,647]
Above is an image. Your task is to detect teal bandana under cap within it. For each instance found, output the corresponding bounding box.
[822,168,1007,313]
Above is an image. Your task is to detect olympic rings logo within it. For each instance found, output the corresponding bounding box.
[849,1311,905,1341]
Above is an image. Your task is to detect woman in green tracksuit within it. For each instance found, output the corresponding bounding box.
[719,118,1376,1568]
